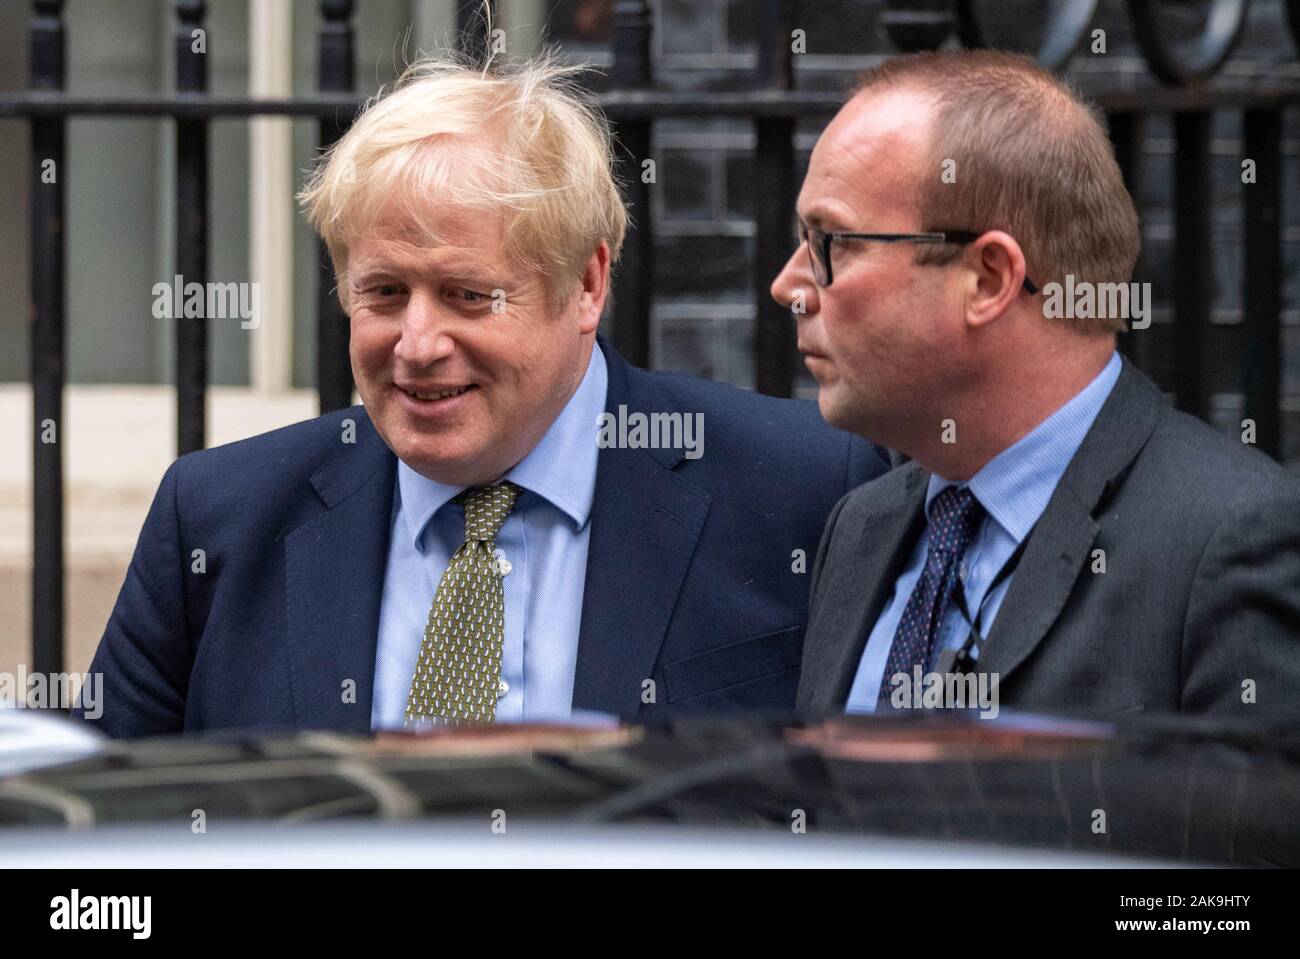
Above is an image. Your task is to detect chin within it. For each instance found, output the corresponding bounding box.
[383,427,477,474]
[401,453,483,485]
[816,391,849,430]
[821,395,877,441]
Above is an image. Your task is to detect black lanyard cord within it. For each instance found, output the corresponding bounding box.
[941,530,1033,674]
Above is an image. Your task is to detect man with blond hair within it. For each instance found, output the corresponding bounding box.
[78,55,886,737]
[773,50,1300,719]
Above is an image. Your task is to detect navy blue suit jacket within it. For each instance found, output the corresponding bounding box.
[76,341,887,736]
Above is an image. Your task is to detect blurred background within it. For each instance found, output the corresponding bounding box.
[0,0,1297,680]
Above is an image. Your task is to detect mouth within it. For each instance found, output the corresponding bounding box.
[400,384,474,401]
[394,382,479,412]
[800,350,831,380]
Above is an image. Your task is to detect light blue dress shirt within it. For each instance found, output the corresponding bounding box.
[845,351,1123,714]
[370,346,608,729]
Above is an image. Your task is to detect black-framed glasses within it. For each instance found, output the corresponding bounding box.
[797,220,1039,294]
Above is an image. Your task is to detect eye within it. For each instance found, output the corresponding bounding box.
[447,287,495,309]
[358,283,403,300]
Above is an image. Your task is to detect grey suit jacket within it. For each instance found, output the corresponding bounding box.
[798,358,1300,720]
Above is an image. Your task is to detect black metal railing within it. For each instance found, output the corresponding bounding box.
[2,0,1297,677]
[175,0,208,457]
[27,0,65,683]
[316,0,356,415]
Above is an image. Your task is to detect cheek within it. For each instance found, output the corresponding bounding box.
[491,311,561,380]
[832,271,920,344]
[819,291,877,362]
[349,316,396,367]
[495,353,550,414]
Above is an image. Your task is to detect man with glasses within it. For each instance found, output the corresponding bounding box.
[772,49,1300,720]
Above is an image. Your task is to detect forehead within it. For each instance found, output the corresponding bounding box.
[799,87,935,228]
[349,201,509,273]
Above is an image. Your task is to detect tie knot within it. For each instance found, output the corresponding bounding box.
[927,485,984,554]
[456,482,521,543]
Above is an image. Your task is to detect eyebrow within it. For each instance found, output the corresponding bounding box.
[349,268,398,286]
[349,258,497,288]
[797,206,848,231]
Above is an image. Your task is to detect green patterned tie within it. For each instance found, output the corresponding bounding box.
[404,481,521,727]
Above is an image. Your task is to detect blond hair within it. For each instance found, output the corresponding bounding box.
[299,52,627,312]
[854,50,1140,335]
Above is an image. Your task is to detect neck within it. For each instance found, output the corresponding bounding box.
[906,346,1113,481]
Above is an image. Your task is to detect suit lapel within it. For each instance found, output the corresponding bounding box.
[284,410,396,733]
[572,342,711,716]
[977,358,1166,683]
[801,463,927,714]
[975,492,1099,682]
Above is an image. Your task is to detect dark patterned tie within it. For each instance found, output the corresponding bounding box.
[404,482,521,726]
[877,485,985,708]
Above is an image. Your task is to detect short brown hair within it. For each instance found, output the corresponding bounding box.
[853,50,1140,334]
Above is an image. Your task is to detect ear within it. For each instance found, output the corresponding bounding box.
[574,242,611,335]
[965,230,1029,330]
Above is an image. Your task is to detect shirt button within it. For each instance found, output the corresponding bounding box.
[498,679,509,699]
[494,550,512,576]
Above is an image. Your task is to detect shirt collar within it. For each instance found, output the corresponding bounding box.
[926,351,1122,543]
[397,344,609,552]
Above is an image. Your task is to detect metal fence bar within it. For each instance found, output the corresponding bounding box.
[1173,109,1212,421]
[609,1,653,368]
[752,0,797,397]
[3,86,1298,120]
[316,0,355,413]
[1242,107,1283,458]
[174,0,209,455]
[29,0,66,678]
[1109,110,1154,374]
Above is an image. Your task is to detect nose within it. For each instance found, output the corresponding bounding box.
[770,243,820,319]
[393,288,455,368]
